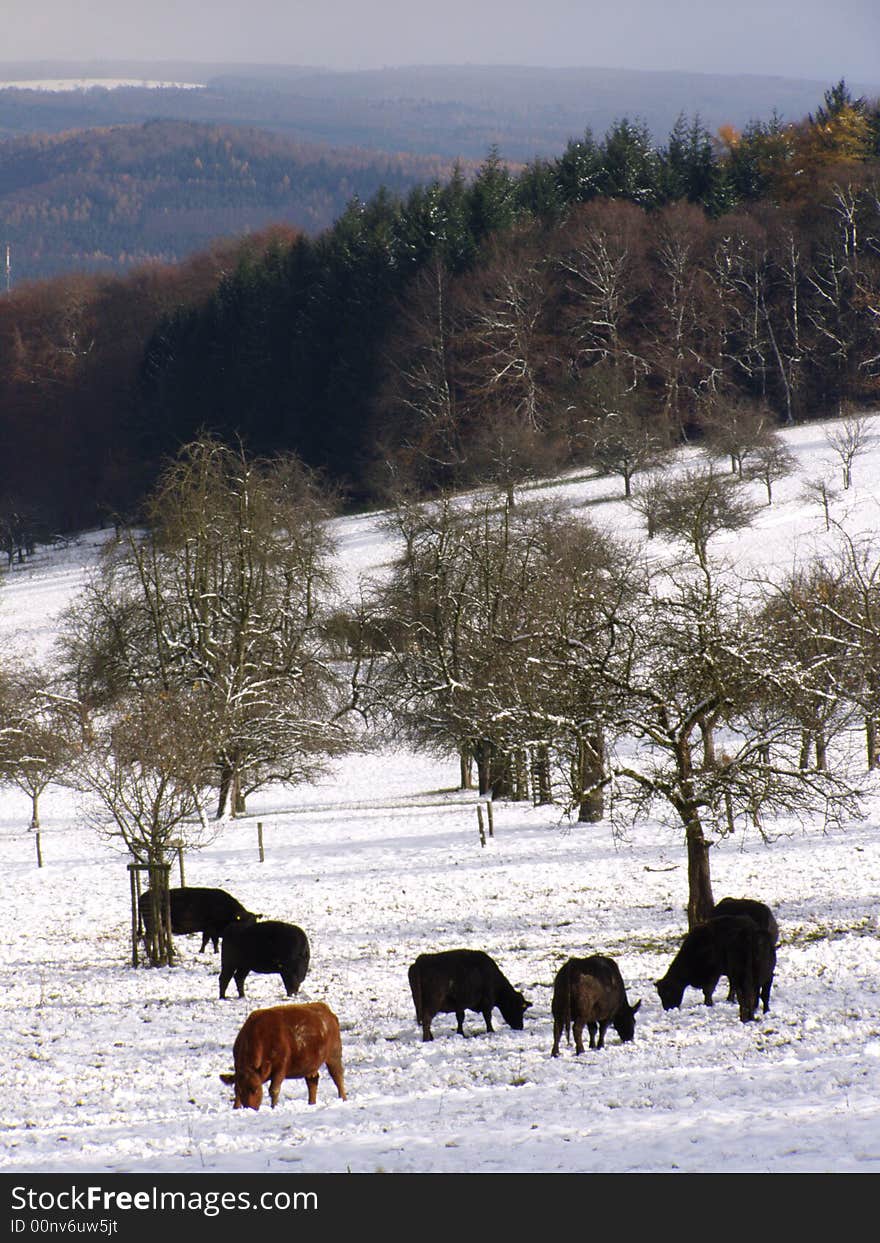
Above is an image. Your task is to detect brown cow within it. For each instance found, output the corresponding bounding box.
[219,1001,347,1110]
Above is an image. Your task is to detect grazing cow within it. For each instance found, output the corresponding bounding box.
[139,886,257,953]
[219,1002,346,1110]
[656,915,776,1023]
[219,920,310,999]
[551,955,641,1055]
[709,897,780,1002]
[408,948,531,1042]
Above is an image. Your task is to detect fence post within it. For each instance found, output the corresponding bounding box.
[257,821,265,863]
[476,805,486,847]
[34,830,43,868]
[128,863,140,968]
[486,801,494,838]
[175,842,186,887]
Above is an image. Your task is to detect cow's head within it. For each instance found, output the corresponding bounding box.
[500,991,532,1030]
[612,998,641,1042]
[655,976,683,1011]
[233,1069,265,1110]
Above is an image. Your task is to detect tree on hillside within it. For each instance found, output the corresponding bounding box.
[76,689,217,966]
[60,438,352,819]
[824,412,875,489]
[370,258,467,496]
[632,465,759,567]
[0,666,83,828]
[365,495,621,802]
[588,549,863,927]
[699,397,777,477]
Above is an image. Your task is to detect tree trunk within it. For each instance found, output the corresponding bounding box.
[531,745,553,805]
[459,749,474,790]
[30,790,40,830]
[799,731,812,770]
[142,860,175,967]
[815,731,827,771]
[574,730,605,823]
[698,715,716,768]
[475,740,492,797]
[512,750,529,802]
[685,813,715,929]
[216,762,232,819]
[231,769,246,817]
[866,717,879,770]
[490,747,513,800]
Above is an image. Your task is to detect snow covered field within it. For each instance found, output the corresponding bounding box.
[1,417,879,1174]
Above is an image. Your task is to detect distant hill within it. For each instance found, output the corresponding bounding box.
[2,61,878,163]
[0,120,470,283]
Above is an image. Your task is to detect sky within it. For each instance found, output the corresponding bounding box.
[2,0,879,86]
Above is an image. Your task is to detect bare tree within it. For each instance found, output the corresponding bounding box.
[800,473,841,530]
[699,397,777,477]
[76,690,217,966]
[824,412,874,489]
[748,437,796,504]
[591,553,863,927]
[633,465,759,567]
[0,666,83,828]
[59,438,352,819]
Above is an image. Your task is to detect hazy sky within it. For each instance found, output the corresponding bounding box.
[3,0,879,85]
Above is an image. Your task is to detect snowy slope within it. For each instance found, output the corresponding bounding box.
[1,416,879,1174]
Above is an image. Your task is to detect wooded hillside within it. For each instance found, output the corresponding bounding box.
[0,120,470,282]
[0,83,878,537]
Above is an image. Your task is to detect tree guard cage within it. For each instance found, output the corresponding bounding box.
[128,861,175,967]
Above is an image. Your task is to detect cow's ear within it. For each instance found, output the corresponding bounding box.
[523,999,533,1010]
[632,1000,642,1014]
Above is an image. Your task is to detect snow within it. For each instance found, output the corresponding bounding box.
[1,414,879,1174]
[0,79,205,92]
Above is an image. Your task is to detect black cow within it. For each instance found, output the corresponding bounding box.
[219,920,310,999]
[656,915,776,1023]
[709,897,779,1002]
[551,955,641,1055]
[139,886,257,953]
[408,949,531,1042]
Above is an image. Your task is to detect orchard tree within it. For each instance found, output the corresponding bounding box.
[0,666,83,828]
[60,438,352,819]
[592,550,862,927]
[632,464,759,567]
[76,690,217,966]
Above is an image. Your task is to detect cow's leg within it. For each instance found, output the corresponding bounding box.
[456,1009,466,1035]
[726,978,736,1002]
[305,1074,319,1105]
[269,1074,284,1108]
[482,1009,494,1034]
[733,974,757,1022]
[199,931,210,953]
[587,1021,597,1049]
[421,1016,433,1042]
[551,1021,562,1057]
[326,1057,347,1101]
[596,1021,609,1050]
[573,1019,585,1055]
[760,978,772,1013]
[234,968,248,998]
[219,968,233,999]
[703,975,720,1006]
[280,968,299,996]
